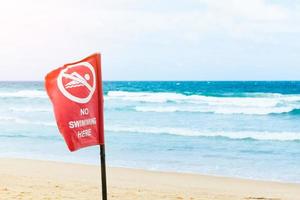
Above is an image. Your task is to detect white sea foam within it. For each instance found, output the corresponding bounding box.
[134,106,297,115]
[8,107,52,113]
[107,91,300,115]
[107,91,300,105]
[107,91,187,103]
[0,90,47,98]
[0,116,55,126]
[106,125,300,141]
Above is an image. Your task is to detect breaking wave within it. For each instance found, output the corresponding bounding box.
[8,107,52,113]
[1,90,299,116]
[0,90,47,98]
[286,108,300,115]
[134,106,300,115]
[0,116,55,126]
[107,91,300,115]
[106,126,300,141]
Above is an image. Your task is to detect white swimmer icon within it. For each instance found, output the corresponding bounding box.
[64,72,91,89]
[57,62,96,104]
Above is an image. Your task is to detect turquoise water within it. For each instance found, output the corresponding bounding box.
[0,81,300,183]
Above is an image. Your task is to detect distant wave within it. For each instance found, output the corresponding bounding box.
[241,92,285,97]
[0,134,59,140]
[1,116,300,141]
[8,107,52,113]
[107,91,300,115]
[0,90,47,98]
[106,91,300,105]
[134,106,300,115]
[5,113,299,141]
[106,91,186,103]
[2,90,300,116]
[0,116,55,126]
[106,126,300,141]
[286,108,300,115]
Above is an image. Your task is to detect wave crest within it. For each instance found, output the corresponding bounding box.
[0,116,55,126]
[0,90,47,98]
[106,126,300,141]
[107,91,300,115]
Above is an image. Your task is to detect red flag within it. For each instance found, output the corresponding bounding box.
[45,53,104,151]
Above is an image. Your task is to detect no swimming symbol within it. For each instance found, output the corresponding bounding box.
[57,62,96,104]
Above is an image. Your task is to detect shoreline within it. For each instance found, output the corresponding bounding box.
[4,156,299,185]
[0,158,299,199]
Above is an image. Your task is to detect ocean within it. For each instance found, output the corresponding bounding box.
[0,81,300,183]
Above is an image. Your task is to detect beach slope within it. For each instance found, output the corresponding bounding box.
[0,158,299,200]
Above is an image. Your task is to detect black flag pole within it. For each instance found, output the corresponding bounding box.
[100,144,107,200]
[96,53,107,200]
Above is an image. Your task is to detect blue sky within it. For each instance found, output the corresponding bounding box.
[0,0,299,80]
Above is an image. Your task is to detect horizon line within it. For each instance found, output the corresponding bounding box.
[1,80,300,82]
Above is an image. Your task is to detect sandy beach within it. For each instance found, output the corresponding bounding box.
[0,158,299,200]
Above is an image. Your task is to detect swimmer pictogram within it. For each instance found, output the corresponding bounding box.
[57,62,96,104]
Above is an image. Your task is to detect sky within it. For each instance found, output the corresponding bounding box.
[0,0,299,81]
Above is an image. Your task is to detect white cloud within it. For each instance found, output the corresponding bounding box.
[0,0,299,80]
[202,0,288,20]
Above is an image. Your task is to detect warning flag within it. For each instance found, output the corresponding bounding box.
[45,53,104,151]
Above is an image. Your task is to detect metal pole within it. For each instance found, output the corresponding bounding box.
[96,53,107,199]
[100,144,107,200]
